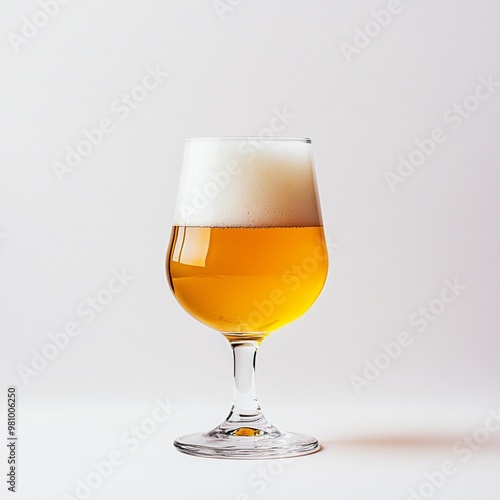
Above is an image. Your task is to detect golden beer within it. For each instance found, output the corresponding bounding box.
[167,137,327,458]
[167,225,328,337]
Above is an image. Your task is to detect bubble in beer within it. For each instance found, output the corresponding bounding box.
[173,138,322,227]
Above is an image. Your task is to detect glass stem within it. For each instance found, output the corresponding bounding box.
[226,340,262,423]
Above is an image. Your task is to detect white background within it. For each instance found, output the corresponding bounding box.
[1,1,500,499]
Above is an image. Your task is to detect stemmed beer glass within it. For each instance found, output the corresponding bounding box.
[166,137,328,458]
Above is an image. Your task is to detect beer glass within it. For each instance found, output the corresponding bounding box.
[166,137,328,458]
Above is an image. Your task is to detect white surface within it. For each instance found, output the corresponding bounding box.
[1,0,499,499]
[17,404,500,499]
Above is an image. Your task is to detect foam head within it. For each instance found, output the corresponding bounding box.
[173,137,323,227]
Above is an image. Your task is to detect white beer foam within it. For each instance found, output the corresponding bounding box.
[173,138,322,227]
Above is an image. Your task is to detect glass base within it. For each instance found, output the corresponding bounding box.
[174,422,319,459]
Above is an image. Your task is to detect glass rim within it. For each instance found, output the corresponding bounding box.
[185,136,312,144]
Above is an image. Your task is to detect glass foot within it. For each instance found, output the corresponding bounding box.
[174,423,319,459]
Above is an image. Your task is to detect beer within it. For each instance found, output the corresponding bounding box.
[166,137,328,458]
[167,137,328,341]
[167,225,328,336]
